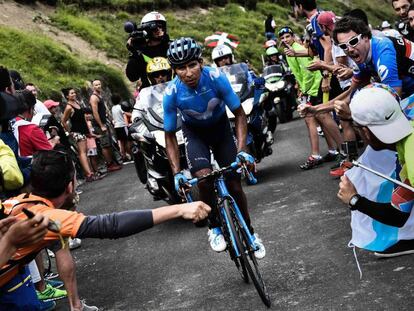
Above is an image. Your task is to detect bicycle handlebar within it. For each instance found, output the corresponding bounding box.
[178,157,257,202]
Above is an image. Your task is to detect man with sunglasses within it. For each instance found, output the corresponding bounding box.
[338,84,414,258]
[0,150,211,310]
[305,16,414,119]
[131,57,172,133]
[125,11,171,88]
[163,37,266,258]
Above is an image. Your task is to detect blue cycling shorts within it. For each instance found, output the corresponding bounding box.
[182,115,238,179]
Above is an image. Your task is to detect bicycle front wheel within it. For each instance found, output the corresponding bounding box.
[237,216,271,308]
[222,198,249,283]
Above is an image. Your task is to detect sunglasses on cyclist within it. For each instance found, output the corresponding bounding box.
[149,70,169,78]
[336,34,363,51]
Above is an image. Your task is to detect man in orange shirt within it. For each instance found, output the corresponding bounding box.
[1,150,210,311]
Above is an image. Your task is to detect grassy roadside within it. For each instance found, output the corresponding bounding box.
[0,26,130,100]
[50,1,395,72]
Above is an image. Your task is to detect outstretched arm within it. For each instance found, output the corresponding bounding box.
[76,202,211,239]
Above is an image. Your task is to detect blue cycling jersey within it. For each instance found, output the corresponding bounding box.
[354,36,402,89]
[163,66,240,132]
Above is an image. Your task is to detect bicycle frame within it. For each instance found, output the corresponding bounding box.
[215,176,257,256]
[182,160,257,255]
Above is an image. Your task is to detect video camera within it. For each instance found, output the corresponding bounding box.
[124,20,166,51]
[124,21,147,43]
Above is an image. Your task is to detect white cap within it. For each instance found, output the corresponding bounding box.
[350,85,413,144]
[381,21,391,29]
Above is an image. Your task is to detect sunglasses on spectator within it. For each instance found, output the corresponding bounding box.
[149,70,169,78]
[146,22,165,31]
[337,34,363,51]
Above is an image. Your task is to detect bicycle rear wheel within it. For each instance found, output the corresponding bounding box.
[222,198,249,283]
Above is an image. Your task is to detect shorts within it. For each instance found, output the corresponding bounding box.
[72,132,86,142]
[115,127,128,142]
[181,115,238,179]
[87,148,97,157]
[0,266,40,310]
[94,126,111,148]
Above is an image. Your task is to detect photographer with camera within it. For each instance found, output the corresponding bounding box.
[125,11,171,88]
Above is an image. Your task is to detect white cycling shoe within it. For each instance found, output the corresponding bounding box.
[253,233,266,259]
[208,228,227,252]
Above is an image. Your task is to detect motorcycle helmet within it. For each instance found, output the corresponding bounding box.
[265,47,279,56]
[120,100,133,113]
[264,39,277,49]
[141,11,167,38]
[211,44,234,66]
[146,57,172,84]
[167,37,202,67]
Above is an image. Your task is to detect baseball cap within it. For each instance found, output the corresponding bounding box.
[350,84,413,144]
[43,99,59,110]
[317,11,336,31]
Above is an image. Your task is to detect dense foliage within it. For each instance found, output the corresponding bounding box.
[0,26,130,100]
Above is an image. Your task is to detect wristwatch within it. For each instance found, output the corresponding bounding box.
[348,194,361,210]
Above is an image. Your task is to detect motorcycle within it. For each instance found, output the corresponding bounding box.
[219,63,273,164]
[129,83,195,204]
[262,64,297,123]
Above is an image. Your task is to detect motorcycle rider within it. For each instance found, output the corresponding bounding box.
[125,11,171,88]
[211,45,274,150]
[164,37,266,258]
[132,57,173,123]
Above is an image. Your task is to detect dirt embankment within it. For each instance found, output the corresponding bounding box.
[0,1,125,69]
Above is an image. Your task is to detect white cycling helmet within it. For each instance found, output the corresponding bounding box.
[211,44,234,65]
[141,11,166,25]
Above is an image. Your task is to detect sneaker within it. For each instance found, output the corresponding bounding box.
[374,240,414,258]
[330,153,347,170]
[44,271,59,280]
[85,174,98,182]
[94,171,107,179]
[75,188,83,195]
[39,299,56,311]
[80,299,99,311]
[317,126,324,136]
[265,131,274,144]
[322,152,338,163]
[37,283,67,302]
[208,228,227,252]
[329,161,352,178]
[46,279,64,289]
[107,162,122,172]
[252,233,266,259]
[46,248,55,258]
[299,156,323,170]
[69,238,82,250]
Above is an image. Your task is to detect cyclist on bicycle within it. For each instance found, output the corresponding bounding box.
[163,37,266,259]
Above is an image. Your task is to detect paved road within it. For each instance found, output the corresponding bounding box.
[58,117,413,310]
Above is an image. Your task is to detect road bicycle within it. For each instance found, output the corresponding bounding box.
[180,158,271,307]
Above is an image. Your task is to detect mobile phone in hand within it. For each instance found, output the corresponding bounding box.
[22,208,61,233]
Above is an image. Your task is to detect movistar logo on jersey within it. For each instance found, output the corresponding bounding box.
[209,67,221,80]
[165,83,177,96]
[377,59,389,81]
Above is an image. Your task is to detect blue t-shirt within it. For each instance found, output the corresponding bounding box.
[163,66,240,132]
[354,36,402,89]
